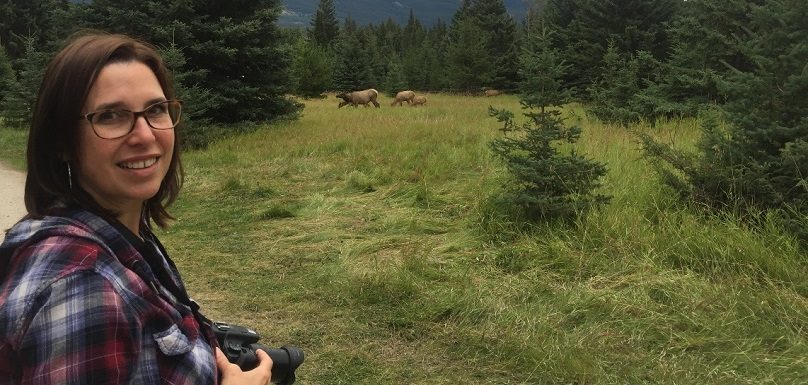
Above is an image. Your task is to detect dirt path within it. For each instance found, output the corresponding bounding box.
[0,161,26,242]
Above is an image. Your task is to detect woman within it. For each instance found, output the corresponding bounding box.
[0,32,271,384]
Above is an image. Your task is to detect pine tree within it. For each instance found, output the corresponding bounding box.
[185,0,300,122]
[587,44,662,126]
[644,0,759,117]
[401,9,426,52]
[637,0,808,242]
[0,43,16,116]
[468,0,519,90]
[446,18,494,92]
[489,27,609,220]
[332,27,371,91]
[426,20,450,91]
[309,0,339,49]
[382,58,407,96]
[72,0,298,123]
[292,37,333,98]
[544,0,680,98]
[70,0,197,46]
[402,39,440,91]
[1,35,47,128]
[0,0,69,65]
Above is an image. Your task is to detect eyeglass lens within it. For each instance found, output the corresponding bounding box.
[90,101,181,139]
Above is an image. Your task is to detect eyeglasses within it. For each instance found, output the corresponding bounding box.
[79,100,182,139]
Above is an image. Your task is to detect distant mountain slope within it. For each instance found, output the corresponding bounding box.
[280,0,529,27]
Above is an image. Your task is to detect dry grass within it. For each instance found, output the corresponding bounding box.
[2,93,805,384]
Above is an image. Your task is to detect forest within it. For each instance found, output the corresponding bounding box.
[1,0,806,241]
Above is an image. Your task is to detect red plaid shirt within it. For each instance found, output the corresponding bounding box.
[0,208,218,384]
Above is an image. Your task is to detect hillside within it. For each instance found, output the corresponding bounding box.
[279,0,529,27]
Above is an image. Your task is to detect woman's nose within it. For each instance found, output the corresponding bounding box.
[127,115,157,142]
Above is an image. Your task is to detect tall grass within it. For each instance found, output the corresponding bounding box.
[0,94,805,384]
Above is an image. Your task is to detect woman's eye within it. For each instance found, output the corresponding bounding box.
[146,103,168,116]
[94,110,126,124]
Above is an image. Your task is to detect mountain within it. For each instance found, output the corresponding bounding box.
[279,0,530,28]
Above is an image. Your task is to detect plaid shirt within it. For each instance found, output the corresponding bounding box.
[0,208,217,384]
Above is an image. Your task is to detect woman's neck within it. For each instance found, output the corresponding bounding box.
[118,210,142,236]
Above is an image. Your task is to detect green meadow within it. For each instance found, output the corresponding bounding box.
[1,94,806,384]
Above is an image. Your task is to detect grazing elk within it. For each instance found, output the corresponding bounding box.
[390,90,416,106]
[484,88,503,97]
[336,89,380,108]
[411,95,427,106]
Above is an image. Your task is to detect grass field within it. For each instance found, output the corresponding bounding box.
[1,93,806,384]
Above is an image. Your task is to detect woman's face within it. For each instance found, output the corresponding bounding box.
[74,61,174,216]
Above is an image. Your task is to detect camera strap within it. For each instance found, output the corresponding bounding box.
[109,217,217,341]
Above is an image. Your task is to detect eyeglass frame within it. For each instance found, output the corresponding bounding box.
[78,99,183,139]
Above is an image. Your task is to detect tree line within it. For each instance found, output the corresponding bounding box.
[0,0,300,148]
[1,0,806,241]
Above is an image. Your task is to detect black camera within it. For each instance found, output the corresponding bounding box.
[212,321,305,385]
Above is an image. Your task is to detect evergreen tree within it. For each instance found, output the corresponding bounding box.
[446,18,494,92]
[637,0,808,242]
[0,0,68,65]
[375,18,403,58]
[159,40,217,148]
[70,0,197,47]
[332,27,372,91]
[643,0,759,117]
[0,43,16,116]
[489,28,609,220]
[292,37,333,98]
[469,0,520,90]
[403,39,440,91]
[544,0,680,98]
[587,44,662,126]
[382,58,407,96]
[426,20,450,90]
[359,28,386,89]
[401,9,426,52]
[1,36,47,128]
[309,0,339,49]
[185,0,300,122]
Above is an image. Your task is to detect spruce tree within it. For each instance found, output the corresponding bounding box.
[643,0,758,117]
[468,0,519,90]
[402,39,440,91]
[0,43,16,116]
[332,27,371,91]
[544,0,680,98]
[489,28,609,220]
[637,0,808,242]
[1,35,47,128]
[382,58,407,96]
[587,44,661,125]
[0,0,69,65]
[446,18,494,92]
[158,40,219,148]
[186,0,300,122]
[309,0,339,49]
[292,37,333,98]
[401,9,426,53]
[72,0,298,124]
[426,20,450,91]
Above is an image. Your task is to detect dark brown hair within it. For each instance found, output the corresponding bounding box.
[25,31,183,228]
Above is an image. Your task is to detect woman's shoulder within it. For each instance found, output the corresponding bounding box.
[2,213,110,275]
[0,213,153,337]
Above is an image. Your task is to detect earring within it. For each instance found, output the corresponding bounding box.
[67,162,73,190]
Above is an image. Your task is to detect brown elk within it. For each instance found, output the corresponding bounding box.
[484,89,503,97]
[336,89,380,108]
[390,90,416,106]
[411,95,427,106]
